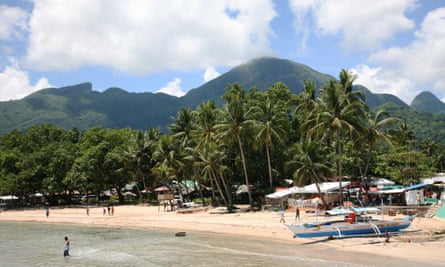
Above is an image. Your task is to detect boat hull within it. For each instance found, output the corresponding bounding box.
[285,220,411,238]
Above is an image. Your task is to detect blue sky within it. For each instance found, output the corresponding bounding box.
[1,0,444,104]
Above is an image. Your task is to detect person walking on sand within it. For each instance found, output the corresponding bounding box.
[63,236,70,257]
[295,207,300,222]
[46,206,49,218]
[103,207,106,216]
[279,210,285,223]
[86,206,89,216]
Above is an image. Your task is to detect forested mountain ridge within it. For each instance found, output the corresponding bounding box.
[0,57,444,143]
[410,91,445,114]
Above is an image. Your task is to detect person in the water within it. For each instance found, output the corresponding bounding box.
[63,236,70,257]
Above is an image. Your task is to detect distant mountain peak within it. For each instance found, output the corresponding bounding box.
[411,91,445,114]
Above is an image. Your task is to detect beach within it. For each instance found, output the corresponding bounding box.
[1,205,444,266]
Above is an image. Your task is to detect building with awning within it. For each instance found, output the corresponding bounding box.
[266,182,351,199]
[266,182,351,208]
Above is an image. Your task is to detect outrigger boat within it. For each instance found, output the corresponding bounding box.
[285,212,414,239]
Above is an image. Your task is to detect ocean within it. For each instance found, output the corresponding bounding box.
[0,221,365,267]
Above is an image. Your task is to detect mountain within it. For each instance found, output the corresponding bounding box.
[0,57,443,140]
[0,82,180,134]
[181,57,335,107]
[410,91,445,114]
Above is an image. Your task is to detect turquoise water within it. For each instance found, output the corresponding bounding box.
[0,221,366,267]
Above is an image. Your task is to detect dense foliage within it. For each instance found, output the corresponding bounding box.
[1,71,444,208]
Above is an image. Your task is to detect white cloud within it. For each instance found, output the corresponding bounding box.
[203,67,220,83]
[289,0,416,52]
[351,65,416,103]
[0,59,53,101]
[0,5,28,41]
[155,78,185,97]
[25,0,276,75]
[354,7,445,104]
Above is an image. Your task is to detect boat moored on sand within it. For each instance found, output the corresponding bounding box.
[285,213,413,239]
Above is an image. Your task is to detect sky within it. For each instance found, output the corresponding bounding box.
[0,0,444,105]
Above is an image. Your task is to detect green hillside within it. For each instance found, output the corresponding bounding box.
[410,91,445,114]
[0,57,444,145]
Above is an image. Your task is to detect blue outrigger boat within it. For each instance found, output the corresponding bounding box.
[285,213,413,239]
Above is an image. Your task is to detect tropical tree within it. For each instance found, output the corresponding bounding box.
[306,70,366,203]
[248,92,288,188]
[215,83,253,206]
[359,110,398,179]
[285,138,332,207]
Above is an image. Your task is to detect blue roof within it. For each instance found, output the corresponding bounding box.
[405,183,426,191]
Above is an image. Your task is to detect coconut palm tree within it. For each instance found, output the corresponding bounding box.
[128,128,160,191]
[306,70,366,203]
[248,95,287,188]
[360,110,398,177]
[169,108,196,147]
[194,100,219,149]
[285,138,332,207]
[215,84,253,206]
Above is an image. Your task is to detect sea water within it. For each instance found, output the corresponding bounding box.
[0,221,364,267]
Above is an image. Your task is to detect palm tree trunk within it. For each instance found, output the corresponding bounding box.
[265,140,273,188]
[211,168,227,206]
[336,130,343,205]
[236,133,252,206]
[219,172,233,211]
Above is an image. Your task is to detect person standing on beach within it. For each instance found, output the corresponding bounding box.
[86,206,89,216]
[63,236,70,257]
[46,206,49,218]
[103,207,106,216]
[279,210,285,223]
[295,207,300,221]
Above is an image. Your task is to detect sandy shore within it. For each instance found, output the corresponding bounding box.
[1,205,445,266]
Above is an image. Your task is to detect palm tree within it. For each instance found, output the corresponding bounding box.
[194,142,231,208]
[128,128,160,191]
[169,108,196,147]
[295,80,317,117]
[215,84,253,206]
[249,95,287,188]
[360,110,398,178]
[353,110,398,198]
[194,100,219,149]
[152,135,185,191]
[306,70,366,203]
[285,138,332,207]
[390,119,416,149]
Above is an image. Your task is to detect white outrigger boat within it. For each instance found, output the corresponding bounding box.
[285,213,413,239]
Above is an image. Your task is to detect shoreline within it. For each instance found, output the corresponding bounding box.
[1,205,445,266]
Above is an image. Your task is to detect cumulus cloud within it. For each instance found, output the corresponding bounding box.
[0,59,53,101]
[353,7,445,104]
[155,78,185,97]
[203,67,220,83]
[289,0,416,52]
[351,65,415,102]
[25,0,276,75]
[0,5,28,41]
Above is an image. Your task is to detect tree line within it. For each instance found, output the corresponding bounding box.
[1,70,444,208]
